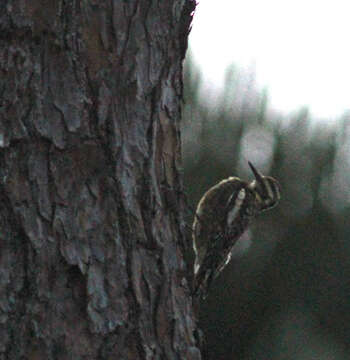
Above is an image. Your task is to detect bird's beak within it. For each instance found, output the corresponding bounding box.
[248,162,264,184]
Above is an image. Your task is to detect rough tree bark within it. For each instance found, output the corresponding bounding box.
[0,1,199,359]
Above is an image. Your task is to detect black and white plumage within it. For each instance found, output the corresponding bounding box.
[192,162,281,298]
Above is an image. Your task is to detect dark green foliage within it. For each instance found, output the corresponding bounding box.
[183,56,350,359]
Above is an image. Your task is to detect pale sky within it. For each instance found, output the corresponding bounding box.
[189,0,350,119]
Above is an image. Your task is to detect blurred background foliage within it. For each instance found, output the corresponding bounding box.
[182,54,350,360]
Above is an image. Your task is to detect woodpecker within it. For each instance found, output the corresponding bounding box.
[192,162,280,299]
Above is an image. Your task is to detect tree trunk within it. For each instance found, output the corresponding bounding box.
[0,1,199,359]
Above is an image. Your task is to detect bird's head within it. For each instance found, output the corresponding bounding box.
[248,162,281,211]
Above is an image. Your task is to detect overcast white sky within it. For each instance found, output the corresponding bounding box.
[189,0,350,119]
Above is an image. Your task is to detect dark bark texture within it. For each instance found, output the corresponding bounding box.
[0,1,199,359]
